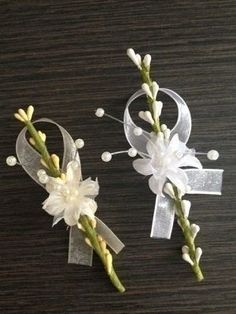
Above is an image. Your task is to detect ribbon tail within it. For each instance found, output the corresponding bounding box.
[150,195,175,239]
[185,169,224,195]
[96,217,125,254]
[68,226,93,266]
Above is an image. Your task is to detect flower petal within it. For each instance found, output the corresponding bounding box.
[79,198,97,218]
[45,177,64,193]
[177,154,202,169]
[148,175,166,196]
[166,168,188,193]
[167,134,180,154]
[133,158,153,176]
[52,213,64,227]
[146,135,166,157]
[66,160,82,184]
[42,191,65,216]
[79,177,99,197]
[64,208,79,226]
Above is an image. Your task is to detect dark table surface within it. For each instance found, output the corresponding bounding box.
[0,1,235,313]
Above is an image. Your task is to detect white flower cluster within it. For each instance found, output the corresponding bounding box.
[127,48,162,125]
[127,48,151,70]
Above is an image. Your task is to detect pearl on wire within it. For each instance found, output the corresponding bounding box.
[207,150,219,160]
[128,148,138,157]
[6,156,17,166]
[75,138,84,149]
[133,127,143,136]
[37,169,46,177]
[101,151,112,162]
[95,108,105,118]
[38,173,49,184]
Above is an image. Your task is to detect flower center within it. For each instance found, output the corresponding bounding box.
[63,186,79,202]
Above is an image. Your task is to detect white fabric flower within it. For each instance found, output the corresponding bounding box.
[43,160,99,226]
[133,133,202,196]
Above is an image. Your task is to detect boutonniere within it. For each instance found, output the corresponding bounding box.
[6,107,125,292]
[95,48,223,281]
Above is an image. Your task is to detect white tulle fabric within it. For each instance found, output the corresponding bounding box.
[133,133,202,196]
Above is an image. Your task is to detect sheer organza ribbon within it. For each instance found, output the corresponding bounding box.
[16,118,124,266]
[123,89,223,239]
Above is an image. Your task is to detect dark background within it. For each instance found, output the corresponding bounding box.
[0,1,235,313]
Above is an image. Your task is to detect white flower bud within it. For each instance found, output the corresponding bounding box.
[161,124,167,131]
[164,182,176,199]
[191,224,200,239]
[135,54,141,67]
[181,200,191,218]
[164,128,171,140]
[138,111,145,120]
[27,105,34,121]
[152,100,163,120]
[182,253,194,266]
[152,81,159,100]
[127,48,142,69]
[106,252,113,275]
[139,110,154,125]
[18,109,28,121]
[142,83,153,99]
[195,247,203,263]
[143,54,151,69]
[182,245,189,254]
[144,111,155,125]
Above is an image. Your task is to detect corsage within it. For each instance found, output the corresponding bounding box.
[95,49,223,281]
[6,107,125,292]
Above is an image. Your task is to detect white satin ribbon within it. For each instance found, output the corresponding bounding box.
[123,89,223,239]
[16,118,124,266]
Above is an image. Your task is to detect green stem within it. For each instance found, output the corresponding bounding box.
[174,188,204,281]
[25,121,61,178]
[79,216,125,293]
[139,63,203,282]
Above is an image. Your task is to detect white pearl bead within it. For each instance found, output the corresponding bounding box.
[207,150,219,160]
[6,156,17,166]
[95,108,105,118]
[70,160,80,169]
[39,173,49,184]
[37,169,46,177]
[101,151,112,162]
[75,138,84,149]
[128,148,138,157]
[133,127,143,136]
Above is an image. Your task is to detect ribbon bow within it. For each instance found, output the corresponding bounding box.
[16,118,124,265]
[123,89,223,239]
